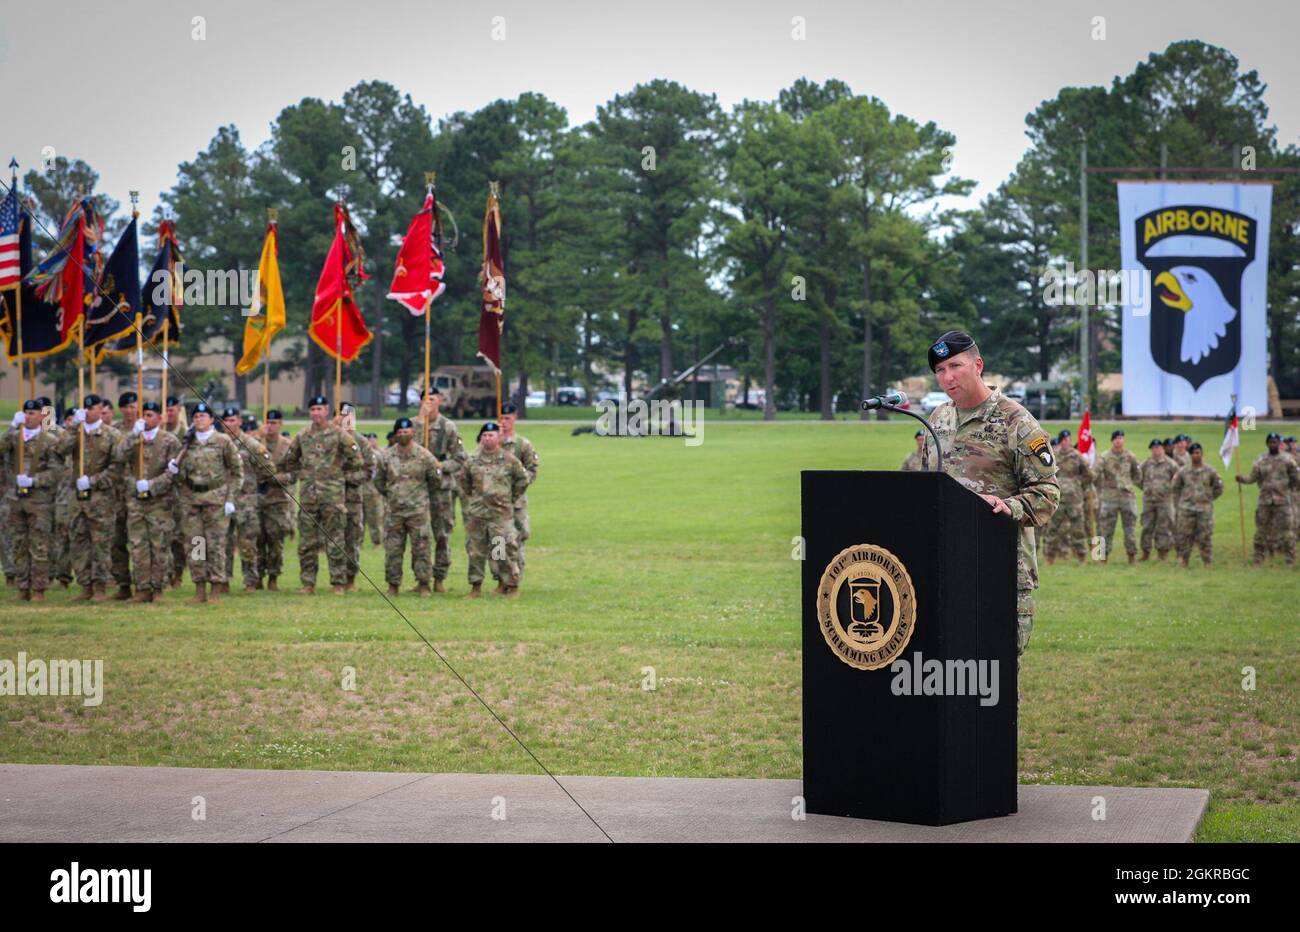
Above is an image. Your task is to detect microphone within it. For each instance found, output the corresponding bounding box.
[861,390,905,411]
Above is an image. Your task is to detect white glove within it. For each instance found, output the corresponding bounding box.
[224,502,236,516]
[72,408,86,425]
[132,419,146,435]
[10,411,23,428]
[15,474,33,488]
[136,479,150,493]
[76,475,91,492]
[166,459,179,475]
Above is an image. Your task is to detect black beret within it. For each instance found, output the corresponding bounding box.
[193,402,213,416]
[1188,442,1203,452]
[1285,437,1297,444]
[1149,438,1163,448]
[222,407,241,419]
[84,393,103,407]
[927,330,976,371]
[266,409,283,421]
[1175,433,1190,443]
[393,417,413,431]
[420,387,441,398]
[22,399,41,411]
[37,396,51,407]
[1163,438,1173,445]
[1266,432,1282,442]
[308,395,329,407]
[1111,429,1125,439]
[166,396,180,407]
[478,421,500,439]
[385,431,395,441]
[102,399,113,408]
[914,430,924,438]
[118,391,138,406]
[242,416,258,430]
[501,402,518,414]
[1057,429,1071,441]
[142,400,161,413]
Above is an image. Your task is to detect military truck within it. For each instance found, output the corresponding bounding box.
[431,365,498,419]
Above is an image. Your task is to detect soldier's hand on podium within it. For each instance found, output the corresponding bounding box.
[979,493,1012,516]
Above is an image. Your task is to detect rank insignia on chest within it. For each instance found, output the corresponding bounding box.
[1028,435,1053,467]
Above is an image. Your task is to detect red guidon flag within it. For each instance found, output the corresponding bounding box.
[387,192,446,315]
[477,187,504,372]
[1076,410,1095,465]
[309,203,371,362]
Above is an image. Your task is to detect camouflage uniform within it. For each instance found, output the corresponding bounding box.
[343,429,375,583]
[900,449,925,472]
[1096,447,1141,559]
[374,442,441,587]
[110,457,132,592]
[922,388,1059,661]
[1045,447,1091,561]
[258,434,296,584]
[285,423,364,589]
[499,433,538,581]
[1137,456,1179,557]
[460,447,529,588]
[1,424,62,593]
[176,430,242,584]
[224,432,275,588]
[1238,451,1300,563]
[52,455,73,585]
[416,413,466,582]
[55,422,123,593]
[1172,448,1190,470]
[0,448,12,582]
[167,421,188,584]
[1173,462,1223,564]
[363,472,384,546]
[113,427,183,594]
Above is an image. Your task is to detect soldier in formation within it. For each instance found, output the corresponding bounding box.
[1096,429,1141,564]
[1044,429,1091,564]
[1137,437,1179,561]
[1173,442,1223,567]
[415,389,466,592]
[1236,431,1300,565]
[220,408,275,592]
[114,400,182,602]
[460,420,529,599]
[363,433,384,546]
[337,402,375,591]
[496,403,538,588]
[169,402,242,603]
[56,394,122,602]
[374,416,441,596]
[899,430,925,472]
[2,400,62,601]
[257,409,295,590]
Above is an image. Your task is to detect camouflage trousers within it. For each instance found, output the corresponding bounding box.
[384,510,432,586]
[1044,501,1087,559]
[1253,502,1295,562]
[1016,590,1035,674]
[111,494,132,588]
[0,495,14,579]
[1176,509,1214,563]
[126,498,174,591]
[52,495,72,583]
[364,485,384,546]
[225,502,262,588]
[1140,498,1176,555]
[1098,496,1138,558]
[7,496,52,591]
[69,494,117,586]
[299,500,348,588]
[182,502,231,583]
[258,501,294,580]
[465,511,518,587]
[170,496,186,582]
[430,490,455,581]
[491,501,531,582]
[344,492,364,581]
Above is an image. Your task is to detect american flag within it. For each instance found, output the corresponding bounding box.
[0,187,21,289]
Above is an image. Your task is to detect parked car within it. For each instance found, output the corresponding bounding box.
[921,391,950,414]
[384,385,423,406]
[555,385,587,406]
[524,390,547,409]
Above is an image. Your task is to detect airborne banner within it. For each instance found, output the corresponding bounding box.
[1119,181,1271,417]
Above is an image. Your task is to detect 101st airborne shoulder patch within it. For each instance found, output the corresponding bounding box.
[1027,433,1054,468]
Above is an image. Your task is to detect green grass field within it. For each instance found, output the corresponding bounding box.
[2,416,1297,841]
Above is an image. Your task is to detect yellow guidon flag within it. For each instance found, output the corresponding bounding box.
[236,221,286,375]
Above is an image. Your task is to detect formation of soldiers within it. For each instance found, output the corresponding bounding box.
[2,387,540,602]
[902,422,1300,568]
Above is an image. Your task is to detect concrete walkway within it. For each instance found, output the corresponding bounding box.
[0,764,1208,842]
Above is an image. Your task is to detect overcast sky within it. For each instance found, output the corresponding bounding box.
[2,0,1296,221]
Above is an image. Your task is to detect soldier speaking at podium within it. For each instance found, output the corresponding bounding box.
[920,330,1060,670]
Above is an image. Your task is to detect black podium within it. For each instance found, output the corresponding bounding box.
[801,470,1018,825]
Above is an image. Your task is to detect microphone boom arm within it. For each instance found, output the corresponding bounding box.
[883,402,944,474]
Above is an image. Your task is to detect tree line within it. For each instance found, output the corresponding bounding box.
[19,40,1300,417]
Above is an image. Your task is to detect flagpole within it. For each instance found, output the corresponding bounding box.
[78,317,85,487]
[13,162,23,476]
[1231,395,1247,562]
[263,208,277,425]
[136,311,145,481]
[161,321,169,408]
